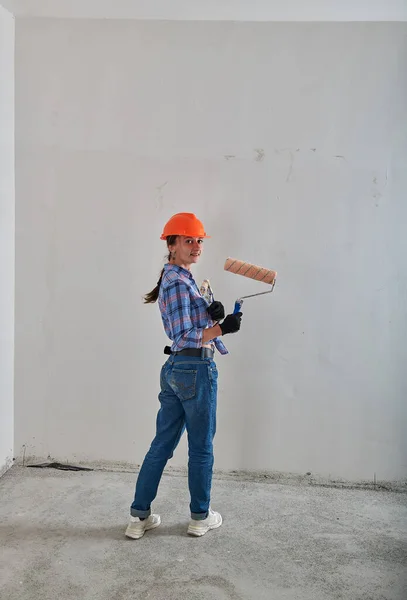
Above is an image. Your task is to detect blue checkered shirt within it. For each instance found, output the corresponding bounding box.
[158,264,228,355]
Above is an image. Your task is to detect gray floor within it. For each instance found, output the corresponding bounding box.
[1,467,406,600]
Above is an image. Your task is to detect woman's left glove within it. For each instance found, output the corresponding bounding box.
[207,301,225,321]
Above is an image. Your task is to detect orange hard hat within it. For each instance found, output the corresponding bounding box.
[160,213,210,240]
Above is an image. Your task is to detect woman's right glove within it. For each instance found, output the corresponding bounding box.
[219,312,242,335]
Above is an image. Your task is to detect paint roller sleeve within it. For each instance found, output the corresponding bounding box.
[224,258,277,285]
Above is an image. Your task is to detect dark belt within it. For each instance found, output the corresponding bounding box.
[164,346,214,358]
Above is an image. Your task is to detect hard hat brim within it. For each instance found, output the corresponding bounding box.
[160,234,211,240]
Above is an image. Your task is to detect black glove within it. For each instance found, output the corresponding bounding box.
[207,301,225,321]
[219,313,242,335]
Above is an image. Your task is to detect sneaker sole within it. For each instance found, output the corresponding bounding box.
[187,516,222,537]
[125,517,161,540]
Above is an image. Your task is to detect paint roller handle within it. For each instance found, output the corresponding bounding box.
[233,300,243,314]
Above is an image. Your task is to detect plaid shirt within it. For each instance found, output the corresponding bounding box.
[158,264,228,355]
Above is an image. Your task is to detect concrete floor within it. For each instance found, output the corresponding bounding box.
[0,467,406,600]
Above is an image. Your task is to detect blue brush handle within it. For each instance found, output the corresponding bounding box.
[233,300,243,314]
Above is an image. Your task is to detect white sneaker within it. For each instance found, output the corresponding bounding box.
[125,514,161,539]
[187,509,222,537]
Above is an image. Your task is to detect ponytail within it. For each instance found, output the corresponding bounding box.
[144,268,165,304]
[144,235,178,304]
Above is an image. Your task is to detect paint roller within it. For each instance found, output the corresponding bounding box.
[224,258,277,314]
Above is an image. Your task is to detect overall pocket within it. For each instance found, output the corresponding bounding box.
[169,368,197,402]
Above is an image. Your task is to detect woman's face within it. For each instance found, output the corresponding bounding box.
[169,236,204,269]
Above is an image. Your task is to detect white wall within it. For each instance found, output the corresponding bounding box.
[3,0,407,21]
[0,4,15,476]
[15,19,407,481]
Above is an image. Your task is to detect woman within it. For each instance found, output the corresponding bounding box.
[125,213,242,539]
